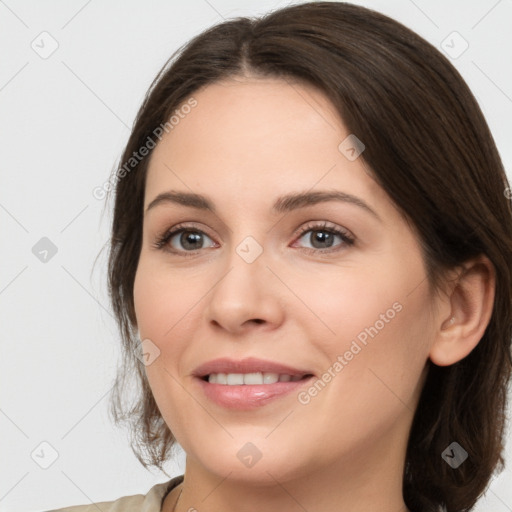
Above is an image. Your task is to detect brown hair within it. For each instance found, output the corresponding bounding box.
[105,2,512,511]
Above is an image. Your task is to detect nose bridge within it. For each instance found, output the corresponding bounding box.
[219,231,270,297]
[205,229,285,331]
[234,233,266,266]
[217,212,270,273]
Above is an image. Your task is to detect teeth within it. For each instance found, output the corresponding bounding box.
[227,373,244,385]
[207,372,303,385]
[263,372,279,384]
[244,372,263,385]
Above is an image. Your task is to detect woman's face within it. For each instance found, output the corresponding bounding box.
[133,77,442,485]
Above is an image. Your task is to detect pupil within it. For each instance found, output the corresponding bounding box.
[312,231,333,248]
[181,231,202,250]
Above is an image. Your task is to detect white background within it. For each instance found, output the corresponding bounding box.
[1,1,511,511]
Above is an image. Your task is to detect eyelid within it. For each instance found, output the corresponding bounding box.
[293,220,353,240]
[153,220,355,255]
[153,222,217,252]
[291,220,355,253]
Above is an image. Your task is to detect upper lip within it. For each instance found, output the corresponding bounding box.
[193,357,314,378]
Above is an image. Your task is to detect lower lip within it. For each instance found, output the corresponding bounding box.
[196,377,314,410]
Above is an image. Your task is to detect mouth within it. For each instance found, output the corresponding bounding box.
[201,372,313,384]
[193,357,315,409]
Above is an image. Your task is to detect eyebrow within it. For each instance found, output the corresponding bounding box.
[145,190,380,220]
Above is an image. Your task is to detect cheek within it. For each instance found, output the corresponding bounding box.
[294,269,432,453]
[133,258,204,445]
[133,257,199,341]
[304,254,432,380]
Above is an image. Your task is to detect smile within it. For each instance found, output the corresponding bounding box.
[206,372,306,384]
[193,357,315,409]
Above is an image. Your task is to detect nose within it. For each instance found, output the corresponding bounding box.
[204,243,286,335]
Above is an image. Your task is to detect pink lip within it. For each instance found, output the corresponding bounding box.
[193,357,311,378]
[193,357,315,410]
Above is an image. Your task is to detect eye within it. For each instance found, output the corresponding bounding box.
[153,220,354,256]
[153,224,216,254]
[292,221,354,253]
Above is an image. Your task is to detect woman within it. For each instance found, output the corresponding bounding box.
[51,1,512,511]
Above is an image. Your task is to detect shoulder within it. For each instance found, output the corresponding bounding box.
[44,475,184,512]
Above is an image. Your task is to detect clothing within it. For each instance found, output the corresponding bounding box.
[45,475,184,512]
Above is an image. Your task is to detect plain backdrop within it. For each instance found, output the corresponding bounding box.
[1,1,511,511]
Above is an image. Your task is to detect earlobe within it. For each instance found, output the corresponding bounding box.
[429,255,495,367]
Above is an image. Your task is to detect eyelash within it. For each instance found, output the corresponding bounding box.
[152,221,355,257]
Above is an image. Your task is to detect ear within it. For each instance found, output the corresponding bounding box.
[429,255,496,367]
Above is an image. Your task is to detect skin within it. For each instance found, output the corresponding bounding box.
[133,76,495,512]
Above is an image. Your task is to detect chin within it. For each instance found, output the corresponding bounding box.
[185,436,315,485]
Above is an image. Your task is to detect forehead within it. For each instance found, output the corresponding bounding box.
[157,77,341,154]
[143,76,385,216]
[187,75,341,127]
